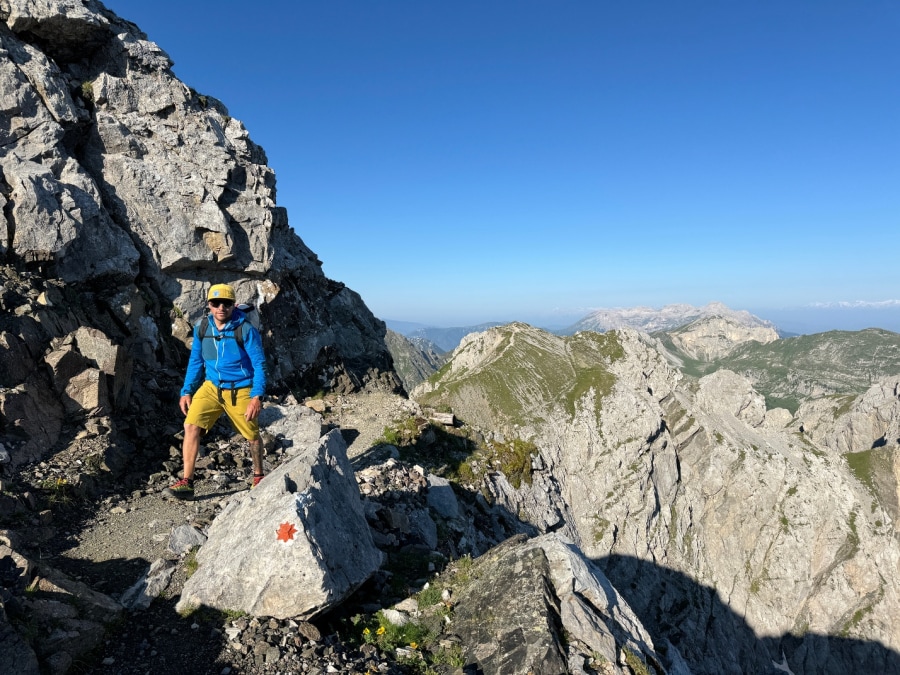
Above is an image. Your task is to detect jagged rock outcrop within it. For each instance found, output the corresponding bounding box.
[666,315,779,361]
[0,0,400,471]
[177,427,383,620]
[413,322,900,675]
[797,376,900,456]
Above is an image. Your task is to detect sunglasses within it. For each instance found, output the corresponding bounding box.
[208,299,234,308]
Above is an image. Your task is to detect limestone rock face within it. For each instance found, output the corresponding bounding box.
[0,0,400,469]
[413,322,900,675]
[668,315,779,361]
[805,377,900,456]
[695,369,767,428]
[177,429,383,620]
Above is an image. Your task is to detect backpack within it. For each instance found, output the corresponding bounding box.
[198,303,255,351]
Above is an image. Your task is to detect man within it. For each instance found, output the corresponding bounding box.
[164,283,267,500]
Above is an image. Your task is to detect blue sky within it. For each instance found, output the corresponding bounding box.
[105,1,899,332]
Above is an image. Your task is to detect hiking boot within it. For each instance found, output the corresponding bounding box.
[163,478,194,500]
[251,474,264,488]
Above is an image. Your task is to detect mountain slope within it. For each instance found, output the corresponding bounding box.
[660,314,779,361]
[408,322,503,352]
[413,322,625,435]
[674,328,900,412]
[411,322,900,675]
[384,329,446,392]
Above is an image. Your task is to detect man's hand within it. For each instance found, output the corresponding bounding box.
[245,396,262,421]
[179,394,192,416]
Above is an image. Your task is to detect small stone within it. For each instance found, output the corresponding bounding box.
[265,645,280,663]
[297,621,321,642]
[102,657,115,665]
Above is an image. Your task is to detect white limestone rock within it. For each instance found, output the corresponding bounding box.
[669,315,779,361]
[177,429,382,619]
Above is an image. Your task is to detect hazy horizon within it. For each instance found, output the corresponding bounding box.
[385,303,900,336]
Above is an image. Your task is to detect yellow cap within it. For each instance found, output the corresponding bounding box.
[207,284,236,301]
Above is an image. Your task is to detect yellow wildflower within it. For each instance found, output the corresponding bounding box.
[362,627,371,636]
[376,626,386,635]
[409,642,418,649]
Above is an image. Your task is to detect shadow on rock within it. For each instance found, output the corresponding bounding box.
[597,553,900,675]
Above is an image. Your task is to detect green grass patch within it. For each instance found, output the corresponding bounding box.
[184,547,200,578]
[592,515,611,544]
[846,448,893,505]
[623,647,651,675]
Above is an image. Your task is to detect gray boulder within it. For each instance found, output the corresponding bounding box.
[119,558,175,611]
[447,533,678,675]
[177,429,382,619]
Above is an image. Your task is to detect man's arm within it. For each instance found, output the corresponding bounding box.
[180,323,206,398]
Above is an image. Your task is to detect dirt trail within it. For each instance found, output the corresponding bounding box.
[28,391,416,674]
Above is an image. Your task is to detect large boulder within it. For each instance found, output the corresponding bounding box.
[177,429,382,619]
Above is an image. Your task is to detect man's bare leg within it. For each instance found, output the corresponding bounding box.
[182,423,203,480]
[249,438,263,480]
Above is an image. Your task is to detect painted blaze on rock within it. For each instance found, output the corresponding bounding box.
[177,429,383,620]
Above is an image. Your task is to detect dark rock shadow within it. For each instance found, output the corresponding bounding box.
[339,427,360,449]
[596,553,900,675]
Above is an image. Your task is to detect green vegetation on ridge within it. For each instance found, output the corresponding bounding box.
[663,328,900,413]
[416,324,625,429]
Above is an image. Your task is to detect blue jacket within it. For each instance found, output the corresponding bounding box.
[180,308,267,399]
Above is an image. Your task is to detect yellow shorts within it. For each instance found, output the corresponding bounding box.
[185,380,260,440]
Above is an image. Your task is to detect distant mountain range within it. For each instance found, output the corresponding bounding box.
[387,303,781,353]
[387,302,900,353]
[565,301,779,335]
[385,320,504,353]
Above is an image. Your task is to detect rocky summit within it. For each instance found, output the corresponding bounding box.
[3,1,900,675]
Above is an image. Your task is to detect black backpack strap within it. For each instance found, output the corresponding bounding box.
[198,316,245,351]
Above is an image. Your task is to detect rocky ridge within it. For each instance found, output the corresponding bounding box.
[413,322,900,675]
